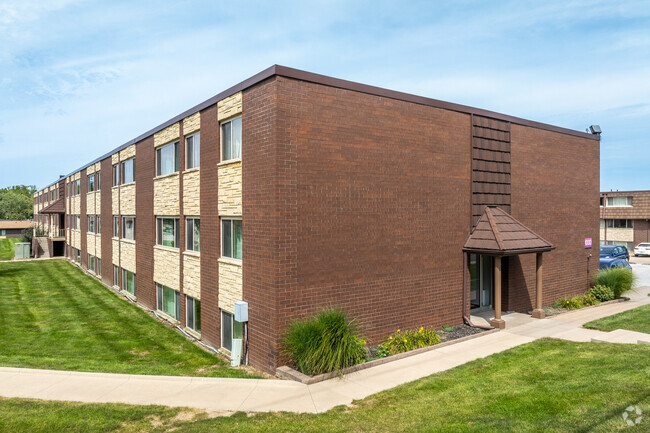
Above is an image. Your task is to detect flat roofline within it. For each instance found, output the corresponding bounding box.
[601,190,650,194]
[39,64,600,191]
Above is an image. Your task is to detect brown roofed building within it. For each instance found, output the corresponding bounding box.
[0,220,33,239]
[600,190,650,250]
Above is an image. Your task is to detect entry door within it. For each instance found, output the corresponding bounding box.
[470,254,493,310]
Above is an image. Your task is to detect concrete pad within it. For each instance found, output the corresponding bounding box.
[551,328,609,342]
[591,329,650,345]
[0,372,70,398]
[35,376,130,403]
[237,380,315,413]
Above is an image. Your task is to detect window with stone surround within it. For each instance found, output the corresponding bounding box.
[186,133,200,169]
[221,116,242,161]
[88,174,96,192]
[113,216,119,237]
[88,215,95,233]
[606,219,634,229]
[121,158,135,184]
[186,217,200,252]
[221,218,242,260]
[186,295,201,333]
[156,141,179,176]
[156,283,179,320]
[114,265,120,287]
[221,310,243,352]
[156,217,179,248]
[122,216,135,240]
[113,164,120,186]
[123,269,136,295]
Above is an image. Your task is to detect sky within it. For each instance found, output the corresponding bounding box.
[0,0,648,192]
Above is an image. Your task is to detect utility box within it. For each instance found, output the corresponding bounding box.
[14,242,31,259]
[234,301,248,322]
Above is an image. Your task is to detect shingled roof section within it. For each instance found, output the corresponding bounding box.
[463,206,554,255]
[0,220,34,230]
[39,199,65,214]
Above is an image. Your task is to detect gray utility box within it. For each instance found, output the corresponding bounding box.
[14,242,31,259]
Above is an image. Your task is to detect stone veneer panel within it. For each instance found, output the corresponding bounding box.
[183,113,200,135]
[111,153,119,165]
[153,246,180,290]
[112,188,119,214]
[96,235,102,259]
[86,192,96,215]
[71,196,80,215]
[154,123,180,147]
[87,233,96,256]
[120,241,136,273]
[218,260,242,313]
[87,164,96,175]
[112,239,119,266]
[120,184,136,215]
[183,253,201,299]
[218,162,242,216]
[217,92,242,121]
[605,227,634,242]
[120,145,135,161]
[72,230,81,250]
[153,174,180,215]
[183,170,200,215]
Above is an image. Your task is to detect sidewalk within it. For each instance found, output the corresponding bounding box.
[0,287,648,414]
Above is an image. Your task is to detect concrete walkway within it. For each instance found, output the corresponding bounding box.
[1,278,649,414]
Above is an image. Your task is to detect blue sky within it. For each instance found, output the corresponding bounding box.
[0,0,648,191]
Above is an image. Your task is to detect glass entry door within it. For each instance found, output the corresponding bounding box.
[470,254,493,310]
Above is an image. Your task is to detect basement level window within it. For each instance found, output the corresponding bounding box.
[156,141,179,176]
[186,295,201,333]
[607,196,632,207]
[157,283,179,320]
[221,116,242,161]
[123,269,136,296]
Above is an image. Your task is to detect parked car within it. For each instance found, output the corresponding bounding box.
[634,243,650,257]
[600,245,630,261]
[599,257,632,270]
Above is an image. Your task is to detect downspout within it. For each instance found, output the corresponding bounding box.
[462,251,493,330]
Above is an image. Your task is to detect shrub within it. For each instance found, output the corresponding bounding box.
[379,327,441,356]
[588,285,615,302]
[283,309,366,376]
[554,293,600,310]
[593,268,636,298]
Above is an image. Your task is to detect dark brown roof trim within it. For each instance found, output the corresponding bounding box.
[40,64,599,190]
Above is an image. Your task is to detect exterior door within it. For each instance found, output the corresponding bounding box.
[470,254,493,310]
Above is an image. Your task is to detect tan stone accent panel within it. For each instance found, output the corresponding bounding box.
[120,184,136,215]
[605,227,634,242]
[73,172,80,181]
[86,192,96,214]
[217,92,242,121]
[87,233,96,255]
[96,195,101,215]
[87,164,96,175]
[120,241,136,273]
[183,113,200,135]
[66,228,70,244]
[183,253,201,300]
[218,162,242,216]
[71,196,80,214]
[111,153,119,165]
[112,188,119,214]
[120,145,136,160]
[600,228,605,240]
[218,260,242,313]
[112,239,120,266]
[72,230,80,250]
[153,246,180,290]
[153,174,180,215]
[154,123,180,147]
[96,236,101,259]
[183,170,200,215]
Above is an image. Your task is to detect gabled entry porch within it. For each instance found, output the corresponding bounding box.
[463,206,555,329]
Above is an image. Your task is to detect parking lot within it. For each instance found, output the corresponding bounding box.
[629,254,650,265]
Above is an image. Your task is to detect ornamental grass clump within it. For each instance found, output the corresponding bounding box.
[380,327,441,356]
[283,309,367,376]
[592,268,636,298]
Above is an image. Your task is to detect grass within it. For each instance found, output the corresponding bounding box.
[0,260,256,378]
[584,304,650,334]
[0,238,20,260]
[1,339,648,432]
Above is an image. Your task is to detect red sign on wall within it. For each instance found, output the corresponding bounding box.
[585,238,592,249]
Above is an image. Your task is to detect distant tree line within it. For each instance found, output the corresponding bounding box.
[0,185,36,221]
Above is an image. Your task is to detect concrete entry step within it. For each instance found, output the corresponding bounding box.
[590,329,650,345]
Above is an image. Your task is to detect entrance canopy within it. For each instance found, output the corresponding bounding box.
[463,206,554,256]
[39,199,65,214]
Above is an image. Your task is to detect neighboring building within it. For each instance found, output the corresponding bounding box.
[32,65,600,374]
[600,190,650,250]
[0,220,33,239]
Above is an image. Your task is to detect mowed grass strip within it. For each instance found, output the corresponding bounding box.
[0,238,20,260]
[584,304,650,334]
[1,339,649,432]
[0,260,256,378]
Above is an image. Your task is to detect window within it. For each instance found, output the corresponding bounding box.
[221,310,243,352]
[88,255,95,273]
[156,217,180,248]
[186,133,200,169]
[75,179,81,195]
[156,141,179,176]
[599,197,604,207]
[122,216,135,240]
[96,215,101,234]
[1,230,5,236]
[114,265,120,287]
[221,219,242,260]
[88,174,96,192]
[72,215,81,230]
[600,219,605,229]
[186,296,201,333]
[156,283,180,320]
[50,190,55,201]
[112,164,120,186]
[97,258,101,276]
[607,196,633,207]
[88,215,95,233]
[121,158,135,184]
[186,218,200,252]
[606,219,634,229]
[66,183,70,197]
[221,116,242,161]
[113,216,119,237]
[122,269,136,295]
[96,172,101,190]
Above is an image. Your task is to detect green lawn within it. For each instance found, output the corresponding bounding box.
[1,339,648,432]
[584,304,650,334]
[0,238,20,260]
[0,260,255,378]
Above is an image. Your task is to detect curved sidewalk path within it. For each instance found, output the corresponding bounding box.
[1,285,648,414]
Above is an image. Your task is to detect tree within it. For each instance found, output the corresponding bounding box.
[0,185,37,220]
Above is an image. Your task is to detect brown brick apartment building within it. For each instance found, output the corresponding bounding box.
[600,190,650,250]
[33,65,601,373]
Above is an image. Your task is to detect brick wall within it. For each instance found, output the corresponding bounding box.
[634,220,650,245]
[507,124,600,311]
[136,137,155,309]
[101,157,113,283]
[80,169,87,268]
